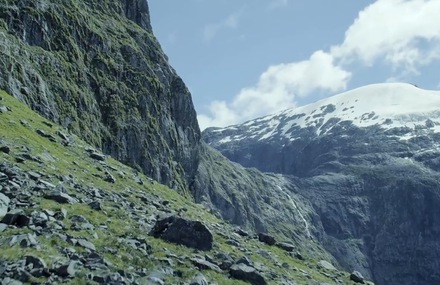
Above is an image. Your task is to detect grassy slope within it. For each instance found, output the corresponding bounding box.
[0,90,362,284]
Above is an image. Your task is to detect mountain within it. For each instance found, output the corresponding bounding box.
[0,0,332,256]
[0,90,359,284]
[204,83,440,285]
[0,1,369,284]
[0,0,200,193]
[0,0,434,284]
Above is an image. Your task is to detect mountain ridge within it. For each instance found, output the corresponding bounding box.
[204,82,440,285]
[206,83,440,145]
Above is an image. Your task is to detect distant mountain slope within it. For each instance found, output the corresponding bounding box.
[204,83,440,176]
[204,83,440,285]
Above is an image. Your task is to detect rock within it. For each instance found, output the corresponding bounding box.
[77,239,96,251]
[190,273,209,285]
[190,258,222,273]
[235,227,249,237]
[276,242,295,252]
[0,223,8,232]
[27,171,41,181]
[45,191,76,204]
[215,252,234,270]
[149,216,213,251]
[103,174,116,183]
[55,261,77,278]
[90,152,106,161]
[258,233,276,246]
[0,172,8,182]
[70,215,89,223]
[36,129,49,138]
[88,201,102,211]
[53,208,67,220]
[1,278,23,285]
[350,271,365,283]
[25,255,47,269]
[236,256,253,266]
[56,131,69,141]
[1,209,30,227]
[317,260,336,271]
[9,234,38,248]
[148,276,164,285]
[31,212,49,227]
[0,145,10,154]
[42,121,53,128]
[0,193,10,218]
[230,263,267,285]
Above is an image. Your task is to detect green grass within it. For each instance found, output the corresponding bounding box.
[0,90,359,284]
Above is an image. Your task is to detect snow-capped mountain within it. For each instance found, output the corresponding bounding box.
[204,82,440,176]
[206,83,440,145]
[203,82,440,285]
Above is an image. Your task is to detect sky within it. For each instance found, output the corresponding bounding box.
[149,0,440,130]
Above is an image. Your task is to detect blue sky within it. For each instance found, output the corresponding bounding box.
[149,0,440,130]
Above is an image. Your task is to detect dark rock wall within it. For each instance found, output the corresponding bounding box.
[205,122,440,285]
[0,0,200,191]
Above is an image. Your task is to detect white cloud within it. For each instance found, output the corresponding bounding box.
[203,10,242,42]
[198,51,351,130]
[331,0,440,71]
[199,0,440,130]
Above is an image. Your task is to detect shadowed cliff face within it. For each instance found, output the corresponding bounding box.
[0,0,200,191]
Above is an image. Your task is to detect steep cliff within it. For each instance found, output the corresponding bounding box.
[0,0,320,249]
[0,0,200,191]
[204,83,440,285]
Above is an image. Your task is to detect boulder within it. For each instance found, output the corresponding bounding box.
[190,273,209,285]
[190,258,222,272]
[317,260,336,271]
[90,152,106,161]
[149,216,213,251]
[25,255,47,270]
[229,263,267,285]
[258,233,276,246]
[2,209,30,227]
[276,242,295,252]
[77,239,96,251]
[0,145,10,154]
[45,191,76,204]
[350,271,365,283]
[55,261,77,278]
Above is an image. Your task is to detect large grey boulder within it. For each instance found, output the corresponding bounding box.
[229,263,267,285]
[149,216,213,251]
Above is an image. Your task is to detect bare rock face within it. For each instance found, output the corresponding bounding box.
[149,216,213,251]
[0,0,200,193]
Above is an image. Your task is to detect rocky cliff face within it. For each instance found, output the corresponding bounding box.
[0,0,319,249]
[204,83,440,285]
[0,0,200,191]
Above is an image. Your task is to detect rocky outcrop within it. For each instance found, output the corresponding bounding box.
[0,0,200,192]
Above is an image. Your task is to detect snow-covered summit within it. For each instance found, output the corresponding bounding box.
[207,83,440,143]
